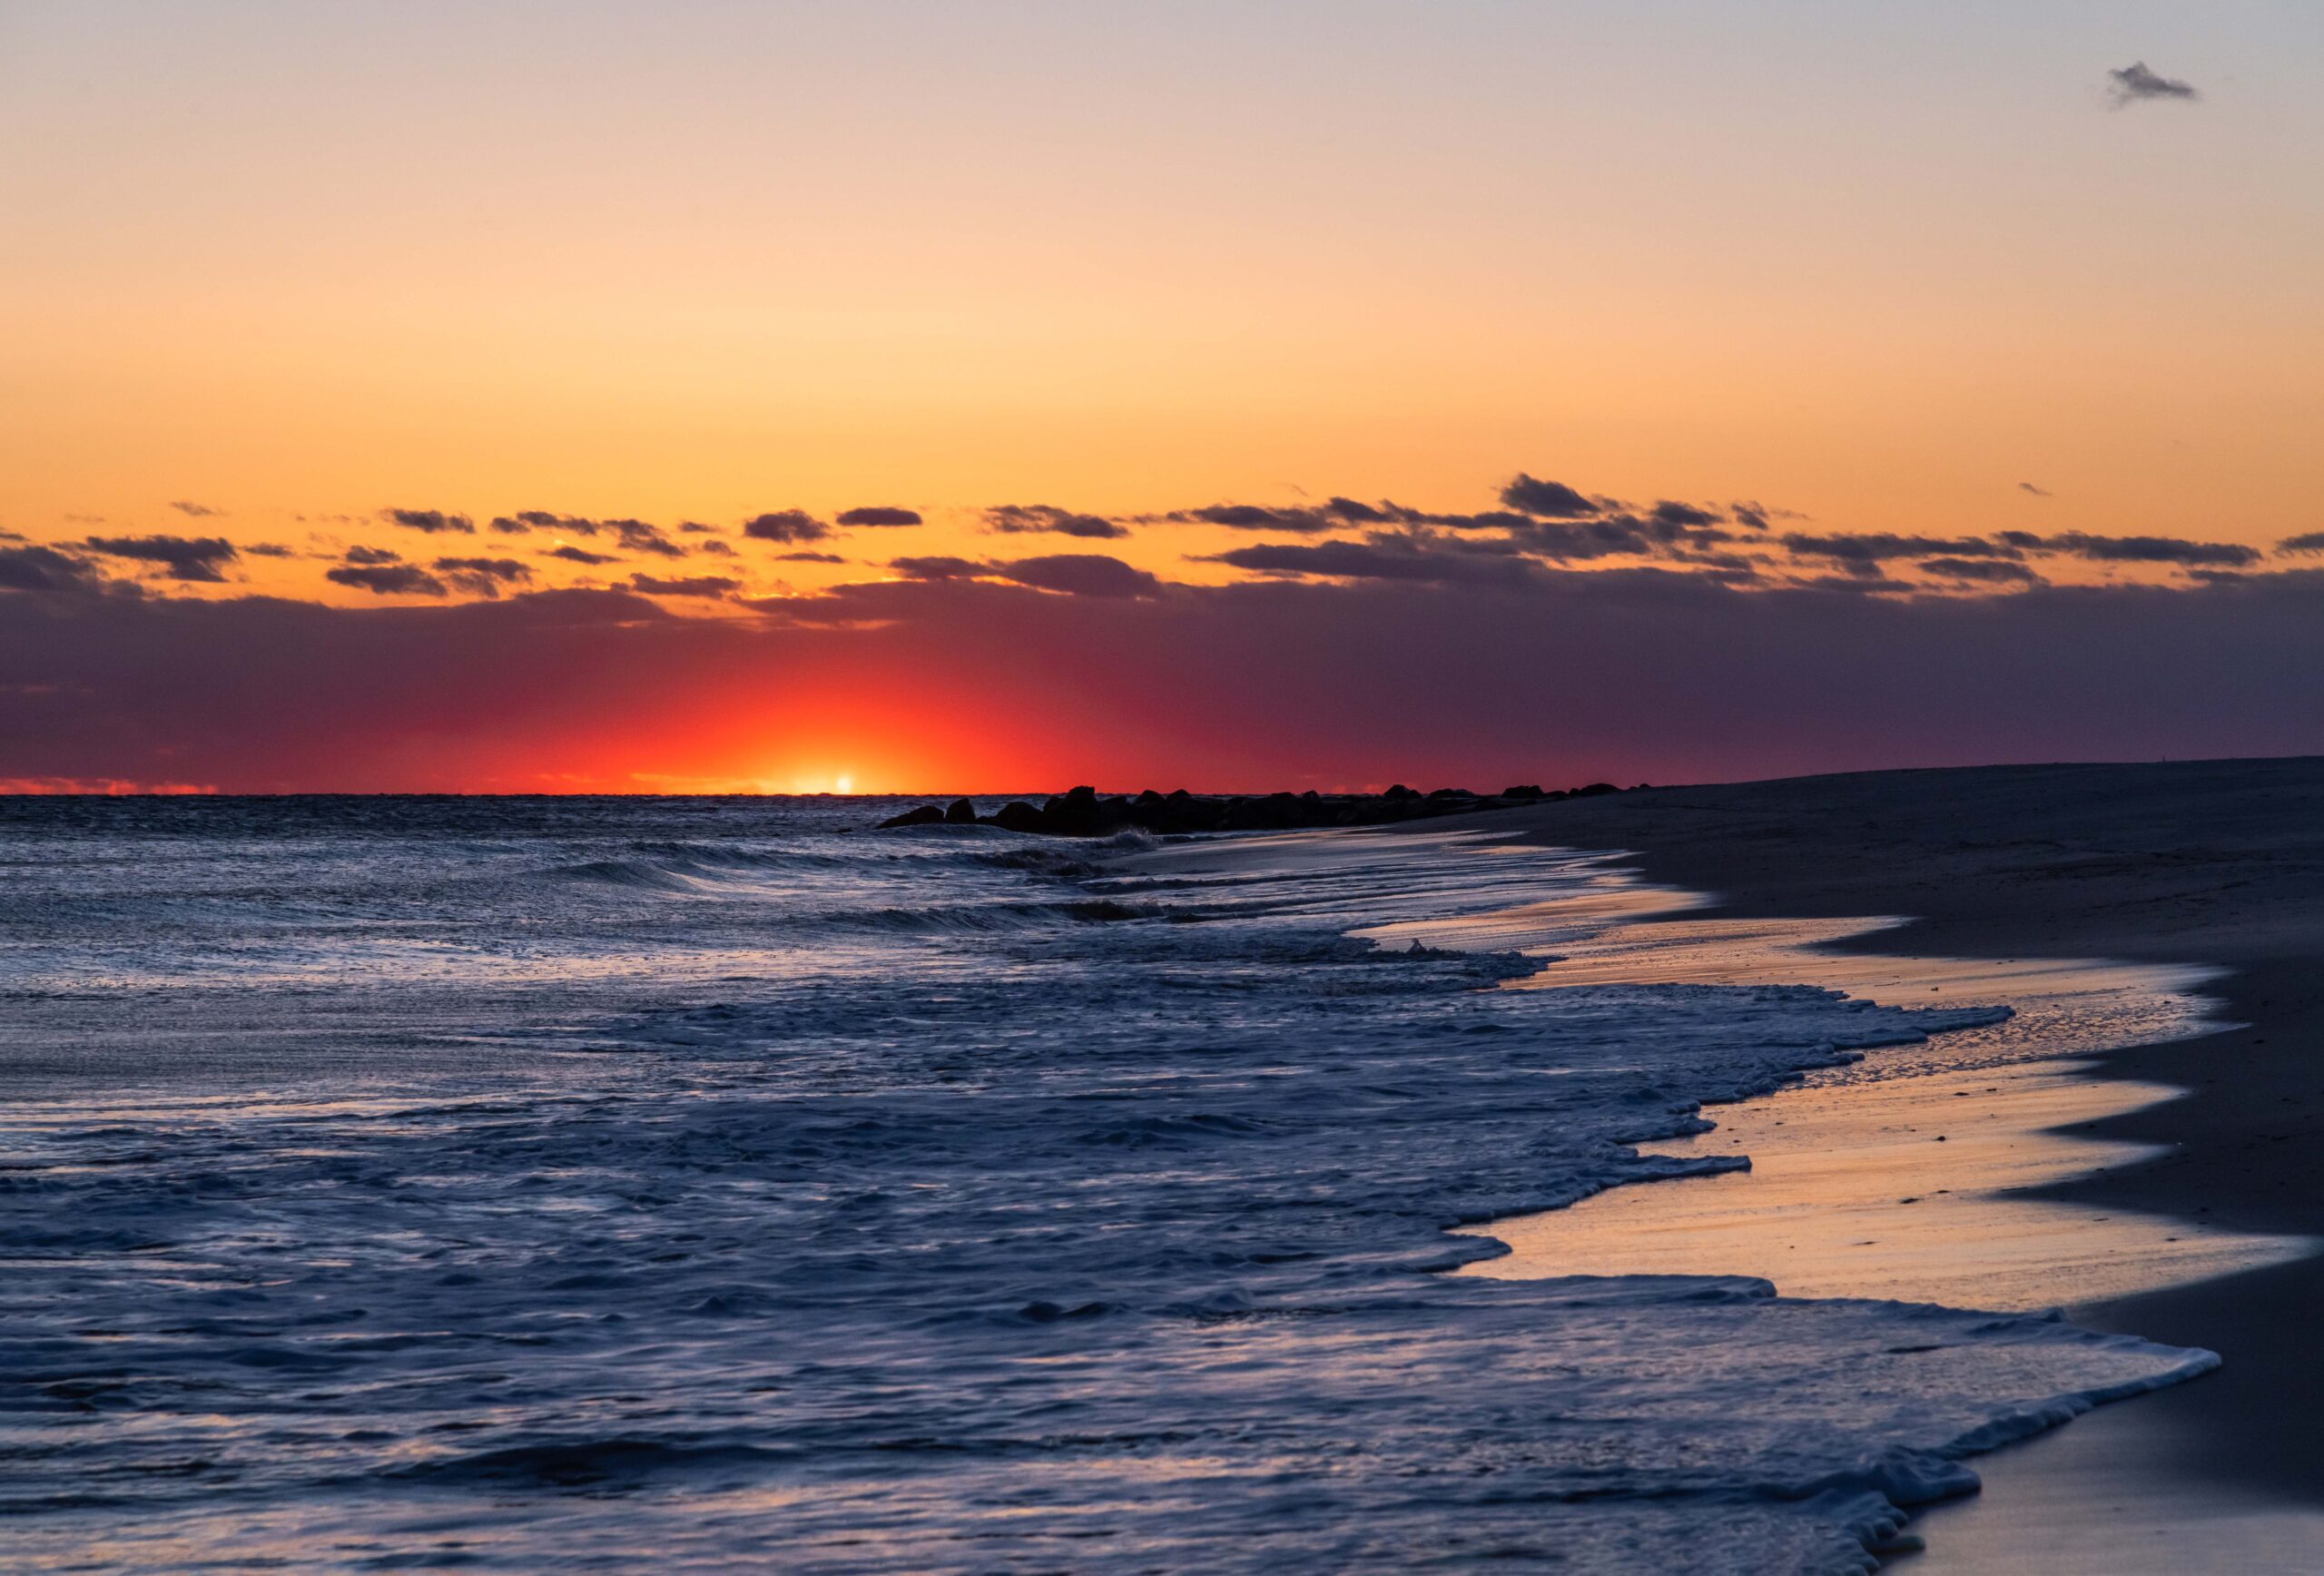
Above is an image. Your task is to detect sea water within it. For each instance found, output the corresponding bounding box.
[0,799,2211,1571]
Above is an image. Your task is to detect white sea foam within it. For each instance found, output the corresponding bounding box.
[0,802,2213,1571]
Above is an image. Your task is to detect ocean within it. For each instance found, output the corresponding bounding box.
[0,797,2213,1571]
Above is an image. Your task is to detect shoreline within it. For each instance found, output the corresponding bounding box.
[1456,758,2324,1556]
[1446,927,2304,1316]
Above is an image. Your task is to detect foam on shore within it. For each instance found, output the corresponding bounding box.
[1406,907,2311,1313]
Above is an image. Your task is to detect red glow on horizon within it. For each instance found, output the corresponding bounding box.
[0,778,219,796]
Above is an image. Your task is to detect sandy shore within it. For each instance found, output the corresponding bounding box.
[1458,758,2324,1561]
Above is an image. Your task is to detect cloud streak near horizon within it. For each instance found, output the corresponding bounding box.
[13,471,2313,613]
[7,462,2324,790]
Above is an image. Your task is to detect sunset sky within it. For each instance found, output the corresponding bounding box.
[5,3,2321,793]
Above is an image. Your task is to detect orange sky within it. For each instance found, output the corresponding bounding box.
[5,4,2320,599]
[3,5,2321,791]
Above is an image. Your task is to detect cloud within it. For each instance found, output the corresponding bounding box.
[984,504,1128,539]
[343,545,403,566]
[677,521,721,535]
[628,574,741,599]
[490,510,603,536]
[168,500,224,517]
[1144,483,1850,572]
[1320,497,1398,525]
[1777,528,2259,574]
[385,507,476,535]
[1782,533,2021,564]
[2108,62,2199,106]
[606,519,684,557]
[434,557,531,580]
[1800,570,1896,593]
[1409,509,1540,533]
[243,543,296,558]
[0,545,110,596]
[1512,513,1734,560]
[1499,475,1602,519]
[2041,532,2259,567]
[2278,532,2324,557]
[697,540,737,557]
[2018,482,2053,497]
[775,550,846,563]
[1918,557,2043,586]
[545,545,618,566]
[888,556,984,582]
[882,553,1161,596]
[1210,534,1536,586]
[82,534,241,582]
[1177,503,1338,533]
[742,510,832,544]
[1665,549,1763,578]
[434,557,534,597]
[835,506,923,528]
[488,512,682,556]
[1157,497,1513,533]
[326,564,448,596]
[990,554,1161,598]
[1145,483,1766,546]
[1646,500,1721,528]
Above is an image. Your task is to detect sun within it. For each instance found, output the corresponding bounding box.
[769,766,859,795]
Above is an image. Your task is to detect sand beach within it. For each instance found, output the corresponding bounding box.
[1473,758,2324,1566]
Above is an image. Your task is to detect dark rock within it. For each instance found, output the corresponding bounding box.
[933,777,1622,837]
[989,800,1046,832]
[1029,785,1111,836]
[944,797,978,824]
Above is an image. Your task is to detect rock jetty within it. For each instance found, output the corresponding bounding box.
[877,782,1624,837]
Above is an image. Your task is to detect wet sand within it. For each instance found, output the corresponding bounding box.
[1455,758,2324,1566]
[1455,946,2308,1315]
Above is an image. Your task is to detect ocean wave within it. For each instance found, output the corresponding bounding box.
[546,856,714,891]
[842,896,1176,933]
[0,806,2214,1572]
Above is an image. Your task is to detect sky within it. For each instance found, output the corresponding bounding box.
[3,3,2321,793]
